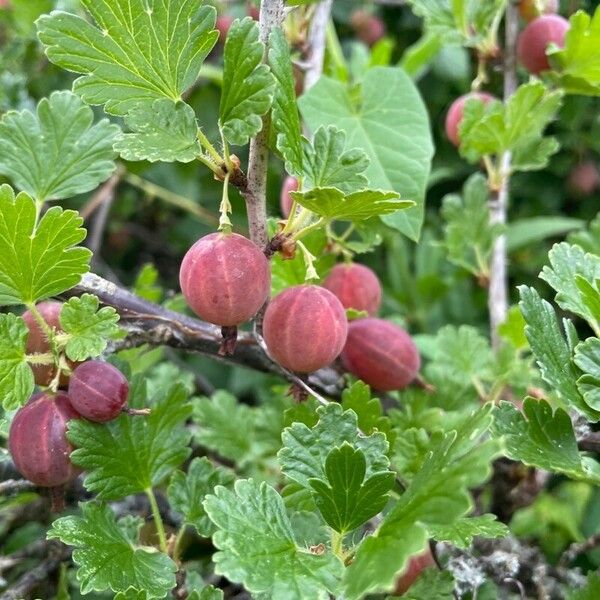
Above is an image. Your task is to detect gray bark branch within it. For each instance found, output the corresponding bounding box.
[63,273,345,398]
[242,0,285,249]
[488,0,519,352]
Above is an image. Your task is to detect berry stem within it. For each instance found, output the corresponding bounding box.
[196,128,224,165]
[218,172,233,232]
[325,21,348,81]
[220,126,234,173]
[293,216,327,241]
[26,303,61,389]
[330,530,345,561]
[25,352,55,365]
[296,240,319,281]
[145,487,169,554]
[172,527,186,563]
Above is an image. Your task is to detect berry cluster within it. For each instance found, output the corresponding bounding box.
[9,302,131,489]
[444,0,569,148]
[180,230,420,389]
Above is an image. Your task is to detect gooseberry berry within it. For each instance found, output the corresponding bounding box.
[322,263,382,316]
[517,14,569,75]
[9,392,81,487]
[263,285,348,373]
[341,318,420,391]
[68,361,129,423]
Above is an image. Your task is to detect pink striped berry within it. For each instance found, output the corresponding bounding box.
[9,392,82,487]
[68,361,129,423]
[341,318,420,391]
[322,263,382,316]
[263,285,348,373]
[179,232,271,327]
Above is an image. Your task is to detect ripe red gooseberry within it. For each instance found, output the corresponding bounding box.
[68,361,129,423]
[517,14,569,75]
[263,285,348,373]
[280,176,299,218]
[445,92,496,147]
[341,318,420,391]
[180,232,270,327]
[9,392,81,487]
[322,263,382,316]
[519,0,559,22]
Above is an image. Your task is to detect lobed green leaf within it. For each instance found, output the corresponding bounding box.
[60,293,121,362]
[220,18,275,146]
[114,100,200,163]
[441,173,502,276]
[291,187,410,222]
[518,285,600,420]
[309,443,394,534]
[551,8,600,96]
[168,457,235,537]
[299,67,433,240]
[0,91,119,201]
[343,406,498,598]
[48,502,176,598]
[279,403,390,490]
[204,479,343,599]
[268,27,303,176]
[0,185,90,305]
[429,514,508,549]
[0,313,34,410]
[492,399,600,483]
[540,242,600,330]
[302,126,369,193]
[68,380,192,500]
[37,0,218,115]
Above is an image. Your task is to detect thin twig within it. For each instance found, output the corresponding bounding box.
[488,0,519,352]
[79,170,122,221]
[87,188,115,257]
[0,479,36,495]
[0,542,71,600]
[577,432,600,453]
[123,172,220,227]
[559,532,600,567]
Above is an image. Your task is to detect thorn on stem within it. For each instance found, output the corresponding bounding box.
[122,406,152,417]
[414,374,436,393]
